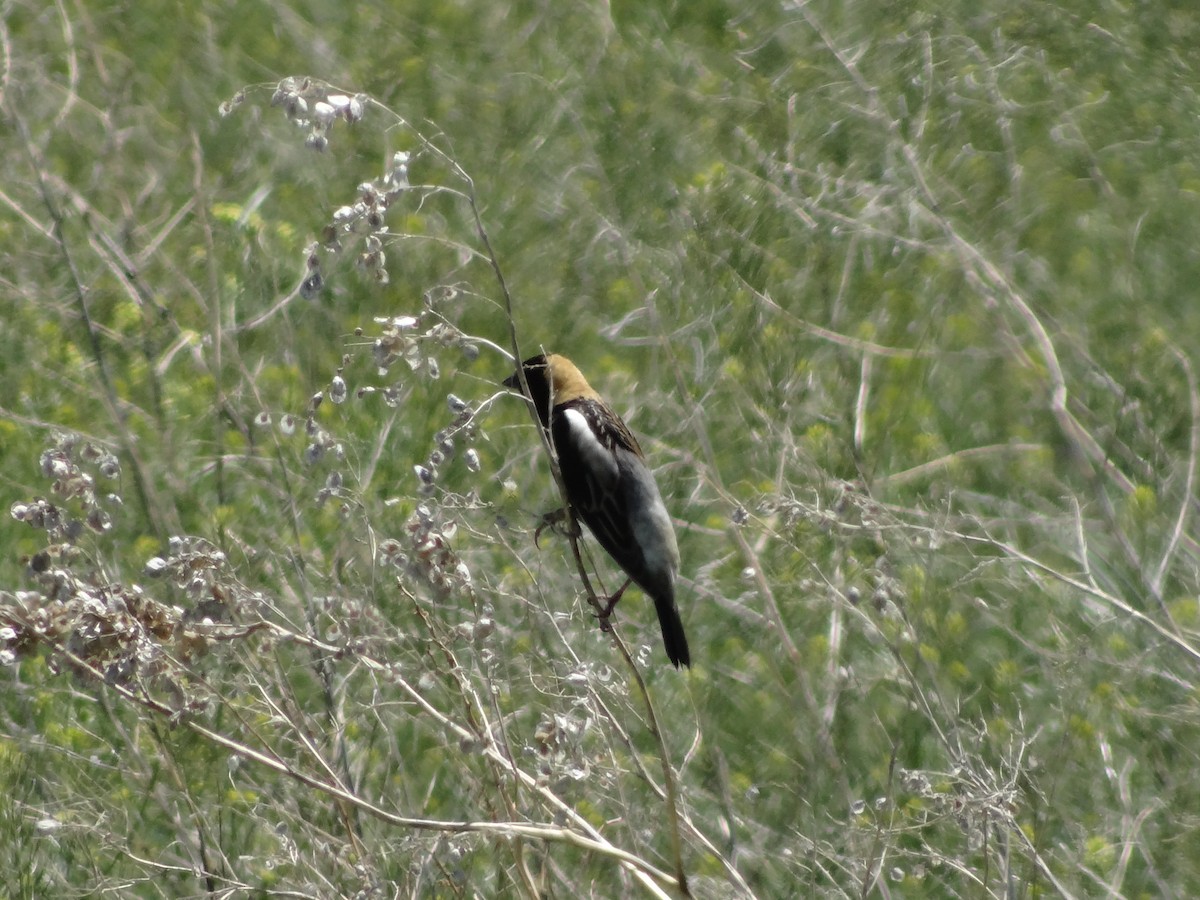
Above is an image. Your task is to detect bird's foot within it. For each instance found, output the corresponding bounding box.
[533,508,578,547]
[594,579,632,631]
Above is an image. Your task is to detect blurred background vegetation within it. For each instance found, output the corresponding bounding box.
[3,0,1200,896]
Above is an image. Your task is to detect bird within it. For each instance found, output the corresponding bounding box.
[505,353,690,668]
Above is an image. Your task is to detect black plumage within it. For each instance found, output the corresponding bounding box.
[507,354,690,667]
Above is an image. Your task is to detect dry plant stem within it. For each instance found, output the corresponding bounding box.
[805,13,1198,625]
[961,529,1200,667]
[191,130,229,510]
[448,153,692,894]
[728,265,931,360]
[98,691,226,882]
[142,718,224,888]
[858,747,898,900]
[605,622,691,897]
[853,354,872,458]
[1150,344,1199,596]
[10,101,173,543]
[408,597,542,897]
[640,273,832,747]
[879,443,1046,488]
[59,639,680,898]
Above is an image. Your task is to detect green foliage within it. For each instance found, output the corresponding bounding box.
[3,0,1200,896]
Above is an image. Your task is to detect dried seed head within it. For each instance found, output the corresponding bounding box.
[330,376,348,404]
[313,101,336,127]
[301,271,324,299]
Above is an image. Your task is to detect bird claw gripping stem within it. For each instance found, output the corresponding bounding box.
[593,578,632,631]
[533,507,579,547]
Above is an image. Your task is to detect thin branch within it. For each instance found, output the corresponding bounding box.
[57,641,680,898]
[1151,344,1199,595]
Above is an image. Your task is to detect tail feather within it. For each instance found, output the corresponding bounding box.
[654,596,691,668]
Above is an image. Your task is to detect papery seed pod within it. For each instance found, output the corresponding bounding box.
[86,509,112,533]
[301,272,323,299]
[313,101,336,127]
[98,455,121,478]
[330,376,348,404]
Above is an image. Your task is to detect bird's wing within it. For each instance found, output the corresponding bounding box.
[554,401,641,567]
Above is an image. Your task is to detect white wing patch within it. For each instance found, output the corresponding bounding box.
[562,407,619,483]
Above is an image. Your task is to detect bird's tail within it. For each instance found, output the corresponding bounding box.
[655,595,691,668]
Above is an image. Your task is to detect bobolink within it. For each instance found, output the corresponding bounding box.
[506,354,690,668]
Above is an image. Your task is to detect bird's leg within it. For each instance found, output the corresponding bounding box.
[533,507,579,547]
[595,578,632,631]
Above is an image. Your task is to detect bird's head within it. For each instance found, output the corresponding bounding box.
[504,353,597,426]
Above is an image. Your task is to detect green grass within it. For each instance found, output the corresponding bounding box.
[2,0,1200,896]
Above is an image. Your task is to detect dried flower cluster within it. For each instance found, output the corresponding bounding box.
[370,309,477,377]
[4,437,268,715]
[530,711,595,783]
[264,76,366,151]
[222,77,399,298]
[848,765,1022,867]
[0,573,194,703]
[301,142,411,297]
[252,386,351,507]
[378,502,474,600]
[11,434,121,549]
